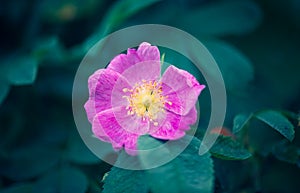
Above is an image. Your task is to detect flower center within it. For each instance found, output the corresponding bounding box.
[123,80,171,126]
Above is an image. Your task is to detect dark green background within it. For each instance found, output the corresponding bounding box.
[0,0,299,192]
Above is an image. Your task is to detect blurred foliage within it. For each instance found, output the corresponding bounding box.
[103,136,214,193]
[0,0,300,193]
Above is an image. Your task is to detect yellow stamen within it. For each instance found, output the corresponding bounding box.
[123,80,166,126]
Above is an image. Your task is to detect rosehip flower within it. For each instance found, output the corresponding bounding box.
[84,42,205,155]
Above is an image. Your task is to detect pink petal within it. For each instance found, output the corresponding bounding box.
[92,107,149,155]
[84,69,131,123]
[107,42,161,76]
[107,48,140,74]
[149,107,197,140]
[149,111,183,140]
[120,60,161,86]
[161,65,205,115]
[137,42,160,61]
[113,106,150,135]
[178,106,198,130]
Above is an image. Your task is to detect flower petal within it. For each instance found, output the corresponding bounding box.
[149,107,197,140]
[84,69,131,123]
[178,106,198,130]
[113,106,150,135]
[107,48,140,74]
[149,111,183,140]
[161,65,205,115]
[92,107,149,155]
[120,60,161,86]
[107,42,161,76]
[137,42,160,61]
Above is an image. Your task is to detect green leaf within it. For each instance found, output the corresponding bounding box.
[102,167,148,193]
[204,40,254,92]
[144,137,214,193]
[100,0,161,35]
[32,37,66,65]
[0,183,33,193]
[233,114,253,134]
[272,140,299,164]
[138,135,165,150]
[33,167,88,193]
[0,146,60,180]
[210,136,252,160]
[0,82,10,106]
[82,0,161,51]
[137,135,170,169]
[1,55,38,85]
[255,110,295,141]
[175,0,262,36]
[66,132,101,165]
[248,118,286,156]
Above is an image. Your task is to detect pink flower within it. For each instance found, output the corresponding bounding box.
[84,42,205,155]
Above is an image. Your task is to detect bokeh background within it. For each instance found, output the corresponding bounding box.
[0,0,300,192]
